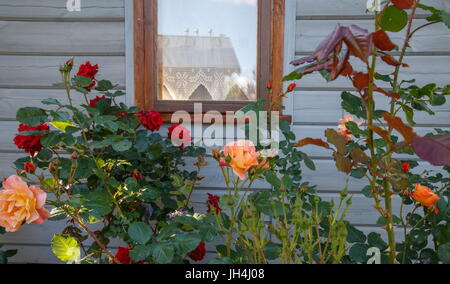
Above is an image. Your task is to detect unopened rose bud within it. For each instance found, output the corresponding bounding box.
[287,83,297,92]
[24,162,36,174]
[59,58,74,74]
[71,152,78,160]
[267,81,273,89]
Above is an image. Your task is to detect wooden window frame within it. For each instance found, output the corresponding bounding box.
[134,0,288,122]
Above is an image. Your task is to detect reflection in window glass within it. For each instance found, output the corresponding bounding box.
[158,0,258,101]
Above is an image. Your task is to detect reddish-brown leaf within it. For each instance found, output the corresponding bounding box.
[373,30,398,51]
[291,24,373,82]
[296,138,332,150]
[340,62,354,77]
[412,134,450,166]
[334,152,353,174]
[381,55,409,67]
[382,113,415,144]
[352,72,370,91]
[375,88,401,99]
[325,129,348,155]
[391,0,414,10]
[369,125,391,142]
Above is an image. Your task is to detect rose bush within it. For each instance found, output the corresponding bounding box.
[1,59,216,264]
[290,0,450,264]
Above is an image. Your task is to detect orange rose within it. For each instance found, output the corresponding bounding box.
[223,140,260,180]
[0,176,50,232]
[411,184,441,213]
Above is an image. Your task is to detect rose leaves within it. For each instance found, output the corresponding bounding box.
[412,134,450,166]
[373,30,398,51]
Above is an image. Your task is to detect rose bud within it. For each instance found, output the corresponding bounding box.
[24,162,36,174]
[71,152,78,160]
[132,170,143,181]
[401,161,410,173]
[287,83,297,92]
[267,81,273,89]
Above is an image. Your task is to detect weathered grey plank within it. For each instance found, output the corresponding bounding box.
[293,90,450,125]
[292,56,450,89]
[0,0,124,19]
[293,91,344,123]
[0,21,125,54]
[0,88,127,120]
[296,19,450,52]
[296,0,442,16]
[0,56,125,87]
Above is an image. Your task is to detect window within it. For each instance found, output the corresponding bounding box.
[134,0,286,120]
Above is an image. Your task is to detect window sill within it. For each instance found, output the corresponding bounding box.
[161,113,292,124]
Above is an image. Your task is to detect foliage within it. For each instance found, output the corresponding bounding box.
[7,59,211,264]
[290,0,450,264]
[207,88,371,264]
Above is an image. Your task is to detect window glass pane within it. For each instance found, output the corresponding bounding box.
[158,0,258,101]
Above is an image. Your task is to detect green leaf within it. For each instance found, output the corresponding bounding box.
[349,243,370,263]
[128,222,153,245]
[152,243,174,264]
[130,245,152,262]
[381,6,408,32]
[402,105,416,125]
[72,75,93,88]
[368,232,387,250]
[439,243,450,264]
[41,132,60,148]
[48,208,68,221]
[282,71,303,82]
[265,171,281,189]
[84,189,113,219]
[16,107,48,127]
[303,154,316,171]
[347,225,367,243]
[174,233,201,255]
[113,139,132,152]
[263,242,281,260]
[42,98,61,106]
[341,92,366,119]
[95,80,116,91]
[51,234,81,263]
[431,94,446,106]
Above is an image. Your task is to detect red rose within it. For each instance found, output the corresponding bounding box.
[267,81,273,89]
[287,83,297,92]
[89,96,106,108]
[76,61,99,91]
[132,170,143,181]
[24,162,36,174]
[14,123,50,156]
[113,247,144,264]
[138,110,163,132]
[401,161,410,173]
[168,124,192,149]
[187,242,206,262]
[207,194,221,215]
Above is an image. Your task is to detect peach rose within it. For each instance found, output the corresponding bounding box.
[223,140,260,180]
[411,184,441,213]
[338,115,363,142]
[0,175,50,232]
